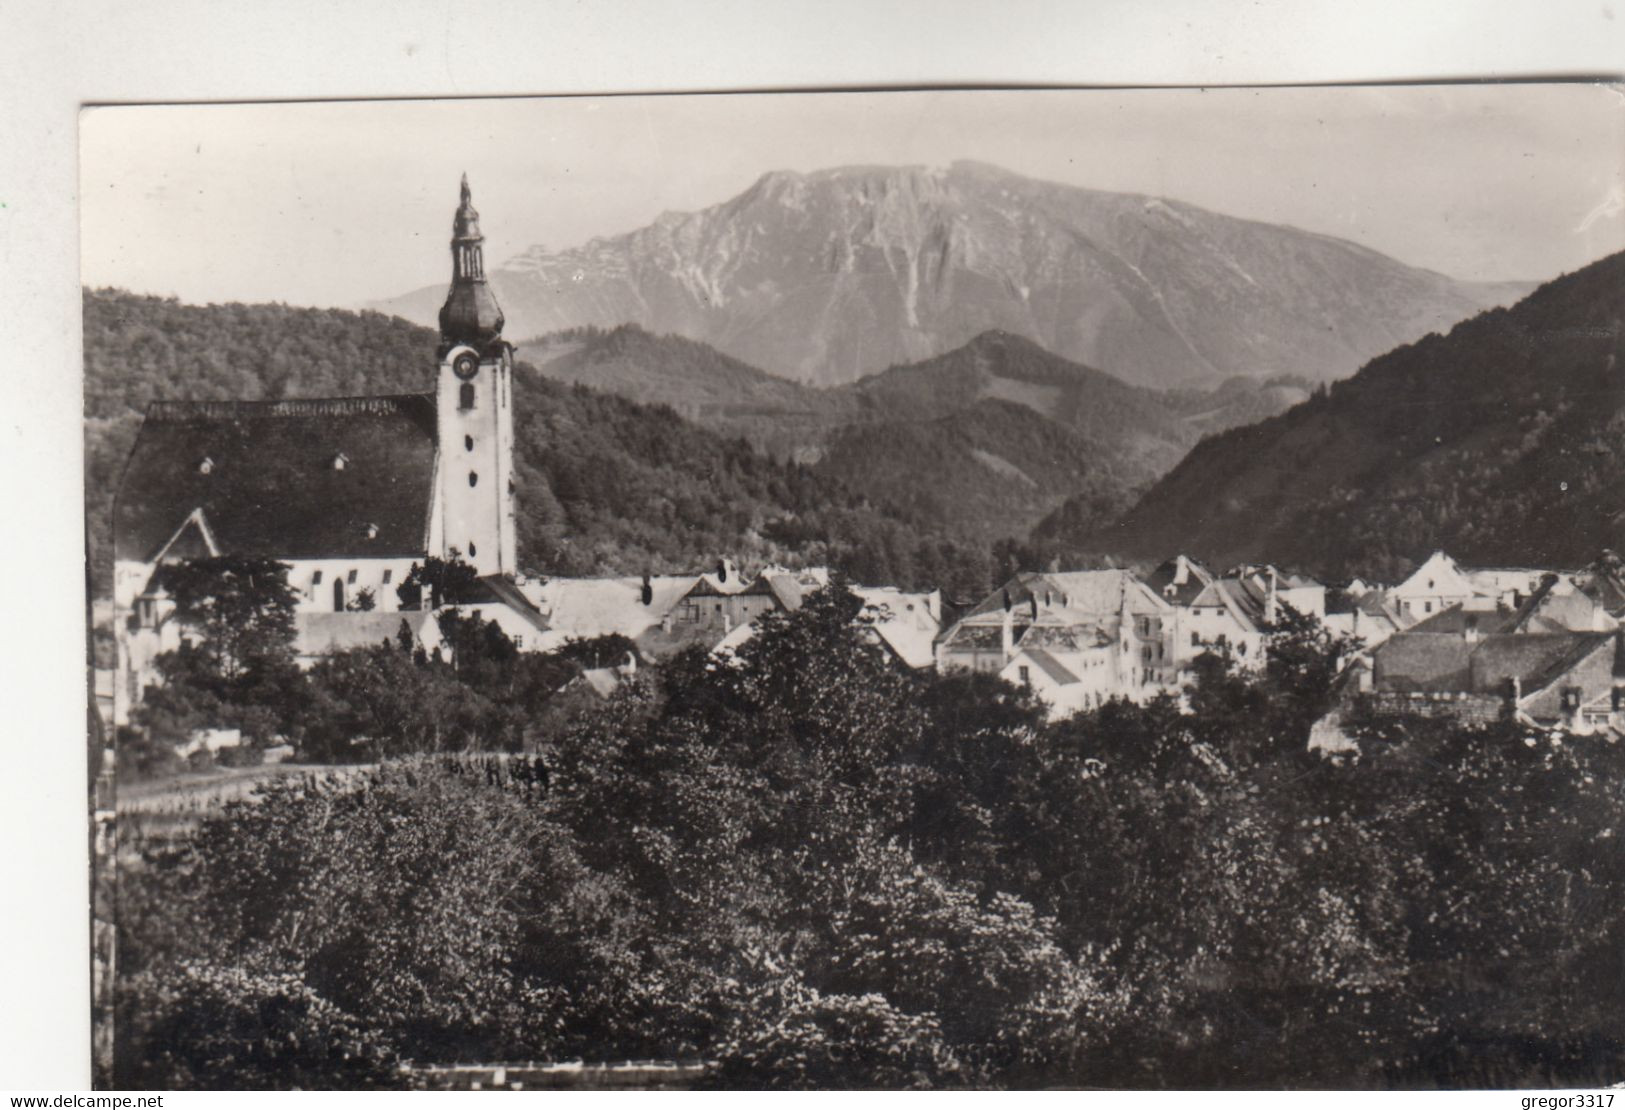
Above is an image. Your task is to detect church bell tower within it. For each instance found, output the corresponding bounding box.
[435,174,516,577]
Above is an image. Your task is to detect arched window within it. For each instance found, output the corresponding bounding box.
[468,471,479,487]
[465,435,474,451]
[332,578,346,612]
[459,383,476,410]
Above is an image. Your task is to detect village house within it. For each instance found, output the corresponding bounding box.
[935,570,1177,715]
[1312,580,1625,753]
[112,178,538,722]
[1322,587,1407,650]
[712,579,942,672]
[1389,550,1564,622]
[1161,563,1326,677]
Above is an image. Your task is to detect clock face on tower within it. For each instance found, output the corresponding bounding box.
[452,351,480,380]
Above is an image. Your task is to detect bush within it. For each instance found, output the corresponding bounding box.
[708,985,971,1090]
[114,960,404,1090]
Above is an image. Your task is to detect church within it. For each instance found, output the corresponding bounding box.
[111,177,540,725]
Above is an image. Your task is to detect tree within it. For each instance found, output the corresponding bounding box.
[153,556,299,684]
[395,554,482,611]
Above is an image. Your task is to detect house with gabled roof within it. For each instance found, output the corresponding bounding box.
[1352,612,1625,734]
[1000,631,1117,719]
[935,569,1175,707]
[1143,555,1215,607]
[1324,587,1406,650]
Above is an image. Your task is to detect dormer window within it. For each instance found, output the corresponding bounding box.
[197,457,215,475]
[363,522,379,540]
[332,453,349,471]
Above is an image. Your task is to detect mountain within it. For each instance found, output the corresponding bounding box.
[517,325,1306,544]
[82,291,997,598]
[517,325,856,460]
[1069,251,1625,581]
[377,160,1526,388]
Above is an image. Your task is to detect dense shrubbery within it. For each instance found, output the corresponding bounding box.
[117,582,1625,1089]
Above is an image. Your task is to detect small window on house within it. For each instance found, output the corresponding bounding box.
[382,569,393,584]
[1239,642,1248,656]
[1191,631,1200,647]
[460,383,476,410]
[347,569,358,585]
[469,471,479,487]
[1018,665,1031,685]
[465,435,474,451]
[311,570,323,585]
[1424,601,1433,614]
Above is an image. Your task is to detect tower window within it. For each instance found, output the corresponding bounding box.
[468,542,477,558]
[469,471,479,487]
[459,383,476,410]
[332,578,346,612]
[465,435,474,451]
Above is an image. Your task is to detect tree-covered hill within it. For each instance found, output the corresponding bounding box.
[82,290,990,596]
[1063,251,1625,581]
[516,324,1309,556]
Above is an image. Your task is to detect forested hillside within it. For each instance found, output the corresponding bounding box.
[1075,251,1625,581]
[83,291,993,596]
[519,326,1308,551]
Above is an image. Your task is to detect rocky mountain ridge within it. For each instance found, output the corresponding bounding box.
[375,160,1526,388]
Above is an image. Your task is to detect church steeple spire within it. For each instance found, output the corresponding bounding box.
[438,174,505,355]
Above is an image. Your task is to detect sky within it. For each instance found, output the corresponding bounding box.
[80,84,1625,309]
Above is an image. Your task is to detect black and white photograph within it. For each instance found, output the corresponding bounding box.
[62,72,1625,1091]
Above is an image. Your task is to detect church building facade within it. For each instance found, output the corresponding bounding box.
[111,177,523,724]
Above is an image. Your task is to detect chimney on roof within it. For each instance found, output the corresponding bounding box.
[1265,566,1279,625]
[1503,675,1522,705]
[1001,607,1014,660]
[1464,613,1481,644]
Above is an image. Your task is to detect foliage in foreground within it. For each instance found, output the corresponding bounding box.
[117,585,1625,1089]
